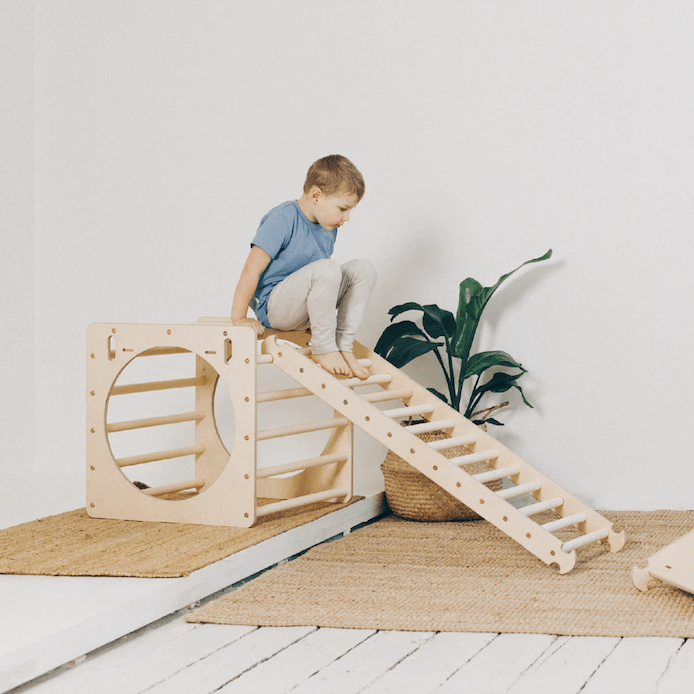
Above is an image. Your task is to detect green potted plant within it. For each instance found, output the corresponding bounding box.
[375,249,552,428]
[375,249,553,522]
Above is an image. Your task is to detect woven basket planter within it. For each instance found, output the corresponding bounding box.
[381,429,502,522]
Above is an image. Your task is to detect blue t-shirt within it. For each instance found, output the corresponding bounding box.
[250,200,337,327]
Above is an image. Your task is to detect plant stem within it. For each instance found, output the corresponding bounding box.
[432,346,455,406]
[457,361,470,413]
[471,401,509,421]
[445,337,458,409]
[463,373,481,418]
[466,389,487,419]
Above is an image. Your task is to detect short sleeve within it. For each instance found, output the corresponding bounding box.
[251,208,292,259]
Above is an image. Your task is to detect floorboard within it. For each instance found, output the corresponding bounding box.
[218,628,376,693]
[581,637,683,694]
[25,616,197,694]
[510,635,620,694]
[437,633,557,694]
[288,630,433,694]
[27,620,255,694]
[655,638,694,694]
[145,626,316,694]
[361,631,497,694]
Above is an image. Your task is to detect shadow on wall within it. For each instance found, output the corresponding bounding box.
[369,230,456,325]
[481,259,565,337]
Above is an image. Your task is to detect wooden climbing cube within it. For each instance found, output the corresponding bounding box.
[86,321,353,527]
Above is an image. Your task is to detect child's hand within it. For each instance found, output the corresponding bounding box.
[232,317,265,337]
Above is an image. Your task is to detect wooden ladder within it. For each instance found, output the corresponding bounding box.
[261,334,627,574]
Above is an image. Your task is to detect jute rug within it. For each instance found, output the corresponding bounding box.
[187,510,694,637]
[0,497,361,578]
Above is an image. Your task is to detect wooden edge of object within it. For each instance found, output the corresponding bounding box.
[608,528,627,553]
[632,562,656,592]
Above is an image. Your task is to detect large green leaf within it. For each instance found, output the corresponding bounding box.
[421,304,457,339]
[427,387,450,404]
[374,320,427,357]
[388,302,427,320]
[451,250,552,364]
[472,416,504,427]
[463,350,526,379]
[470,371,533,408]
[387,302,456,340]
[380,335,443,369]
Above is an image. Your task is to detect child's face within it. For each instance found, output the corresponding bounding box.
[312,190,359,231]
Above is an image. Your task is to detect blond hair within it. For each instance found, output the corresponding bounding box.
[303,155,365,201]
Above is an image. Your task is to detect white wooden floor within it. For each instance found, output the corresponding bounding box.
[14,615,694,694]
[4,475,694,694]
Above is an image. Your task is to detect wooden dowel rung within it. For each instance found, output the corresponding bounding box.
[116,445,205,468]
[541,513,587,533]
[257,386,313,403]
[257,417,349,441]
[111,376,205,396]
[141,478,205,496]
[107,410,205,433]
[496,480,542,500]
[562,528,609,553]
[343,373,393,388]
[138,347,190,357]
[257,453,349,479]
[471,465,519,484]
[406,419,456,435]
[427,435,478,451]
[357,359,372,368]
[256,486,348,517]
[361,388,414,404]
[518,497,564,516]
[450,449,499,466]
[382,404,435,419]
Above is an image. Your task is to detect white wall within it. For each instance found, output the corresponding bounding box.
[1,1,34,475]
[21,0,694,509]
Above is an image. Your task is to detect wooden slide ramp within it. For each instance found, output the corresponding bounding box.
[262,335,627,574]
[632,527,694,594]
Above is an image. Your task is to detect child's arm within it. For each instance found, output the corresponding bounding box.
[231,245,272,336]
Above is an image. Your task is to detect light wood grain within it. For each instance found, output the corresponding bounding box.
[437,633,557,694]
[289,631,434,694]
[581,637,683,694]
[144,626,316,694]
[362,632,497,694]
[218,628,375,693]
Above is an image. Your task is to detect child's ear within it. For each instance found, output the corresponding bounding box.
[309,185,323,203]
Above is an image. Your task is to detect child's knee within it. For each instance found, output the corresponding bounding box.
[345,258,377,287]
[310,258,342,285]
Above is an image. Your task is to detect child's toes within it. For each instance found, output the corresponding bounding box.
[341,352,369,380]
[311,351,352,377]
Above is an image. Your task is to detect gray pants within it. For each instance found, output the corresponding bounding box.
[266,258,377,354]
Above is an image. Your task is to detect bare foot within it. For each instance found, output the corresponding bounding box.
[311,351,353,377]
[341,351,369,380]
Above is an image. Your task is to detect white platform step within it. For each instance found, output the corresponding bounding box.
[0,488,387,692]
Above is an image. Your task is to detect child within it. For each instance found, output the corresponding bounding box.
[231,154,377,379]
